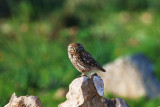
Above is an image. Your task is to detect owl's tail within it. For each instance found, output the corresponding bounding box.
[99,67,106,72]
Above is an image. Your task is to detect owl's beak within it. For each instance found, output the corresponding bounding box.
[68,49,75,53]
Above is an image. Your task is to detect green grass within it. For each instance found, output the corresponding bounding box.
[126,97,160,107]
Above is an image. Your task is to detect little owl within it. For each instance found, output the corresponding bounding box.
[68,43,106,76]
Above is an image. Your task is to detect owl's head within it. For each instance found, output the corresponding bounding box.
[68,43,84,53]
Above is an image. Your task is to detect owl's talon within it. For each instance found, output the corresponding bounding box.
[81,73,87,77]
[92,73,98,76]
[82,74,87,77]
[77,74,87,78]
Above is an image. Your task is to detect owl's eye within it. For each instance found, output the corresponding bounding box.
[70,47,74,50]
[70,47,75,51]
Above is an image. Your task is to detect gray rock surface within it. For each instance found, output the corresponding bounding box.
[59,74,129,107]
[4,93,42,107]
[99,53,160,98]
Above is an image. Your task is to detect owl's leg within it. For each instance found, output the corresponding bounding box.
[81,71,87,76]
[81,73,86,76]
[77,71,87,78]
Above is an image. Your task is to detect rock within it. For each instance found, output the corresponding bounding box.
[59,74,129,107]
[4,93,42,107]
[115,98,129,107]
[99,53,160,98]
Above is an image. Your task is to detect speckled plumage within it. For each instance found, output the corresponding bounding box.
[68,43,106,75]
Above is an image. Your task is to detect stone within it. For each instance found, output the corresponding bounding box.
[59,74,129,107]
[4,93,42,107]
[115,98,129,107]
[93,74,104,97]
[99,53,160,98]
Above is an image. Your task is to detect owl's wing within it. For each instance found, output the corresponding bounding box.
[80,51,105,72]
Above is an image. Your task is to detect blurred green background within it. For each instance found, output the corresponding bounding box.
[0,0,160,106]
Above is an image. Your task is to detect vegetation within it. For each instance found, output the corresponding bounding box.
[0,0,160,106]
